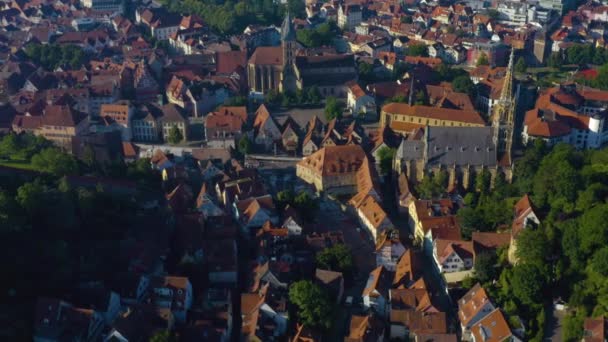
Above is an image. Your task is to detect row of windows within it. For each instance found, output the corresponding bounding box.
[392,114,468,127]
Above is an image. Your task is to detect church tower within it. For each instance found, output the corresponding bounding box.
[280,12,297,93]
[492,48,516,165]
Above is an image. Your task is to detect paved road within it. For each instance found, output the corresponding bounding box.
[544,304,566,342]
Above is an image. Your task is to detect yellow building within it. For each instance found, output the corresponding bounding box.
[39,105,89,149]
[296,145,367,195]
[380,103,485,134]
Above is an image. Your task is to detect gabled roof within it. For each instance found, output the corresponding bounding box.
[297,145,367,177]
[350,193,390,230]
[583,316,607,342]
[42,105,86,127]
[435,239,474,264]
[362,265,391,297]
[315,269,343,289]
[345,314,384,342]
[236,195,276,225]
[458,283,493,327]
[394,250,422,288]
[389,310,447,334]
[249,46,282,65]
[470,309,513,342]
[390,288,434,312]
[511,194,537,238]
[472,232,510,253]
[420,216,461,240]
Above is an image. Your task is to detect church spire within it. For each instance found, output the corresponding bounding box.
[281,12,296,42]
[499,48,515,103]
[492,47,517,166]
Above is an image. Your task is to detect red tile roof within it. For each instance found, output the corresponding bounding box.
[248,46,283,65]
[382,103,485,125]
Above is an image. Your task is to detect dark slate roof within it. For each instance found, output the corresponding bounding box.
[426,126,497,167]
[397,139,425,161]
[295,54,356,70]
[281,12,296,42]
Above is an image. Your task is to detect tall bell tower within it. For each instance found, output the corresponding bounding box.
[280,12,297,93]
[492,48,516,165]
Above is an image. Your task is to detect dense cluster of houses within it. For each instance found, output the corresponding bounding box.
[4,0,608,339]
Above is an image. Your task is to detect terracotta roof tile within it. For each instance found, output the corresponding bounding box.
[297,145,367,177]
[248,46,283,65]
[383,103,485,125]
[470,309,513,342]
[458,284,493,327]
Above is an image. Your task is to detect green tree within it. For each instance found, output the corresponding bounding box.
[458,206,485,239]
[377,147,396,175]
[238,135,253,155]
[316,243,354,275]
[0,189,25,232]
[590,247,608,277]
[82,145,96,168]
[474,169,491,194]
[358,62,376,86]
[434,64,469,82]
[476,53,490,66]
[167,125,183,144]
[265,89,283,106]
[511,263,546,305]
[415,172,445,200]
[592,62,608,90]
[295,88,308,104]
[287,0,305,18]
[324,96,343,121]
[31,148,78,176]
[296,23,335,47]
[407,44,428,57]
[474,251,499,284]
[515,57,527,73]
[401,16,413,23]
[514,228,550,267]
[307,86,321,105]
[294,192,319,218]
[547,52,563,69]
[579,204,608,253]
[224,96,247,106]
[452,75,476,97]
[277,189,294,207]
[288,280,333,329]
[563,311,585,342]
[576,183,608,211]
[414,90,427,105]
[149,330,175,342]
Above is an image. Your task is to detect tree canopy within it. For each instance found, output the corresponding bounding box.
[476,53,490,66]
[31,148,79,177]
[296,22,337,48]
[377,147,396,175]
[452,75,476,98]
[316,243,354,275]
[288,280,333,329]
[25,44,88,71]
[167,125,184,144]
[324,97,343,121]
[515,57,527,74]
[407,44,428,57]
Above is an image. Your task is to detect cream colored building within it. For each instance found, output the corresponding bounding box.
[380,103,486,134]
[39,105,89,149]
[296,145,367,195]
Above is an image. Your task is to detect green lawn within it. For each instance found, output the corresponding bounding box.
[0,159,37,171]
